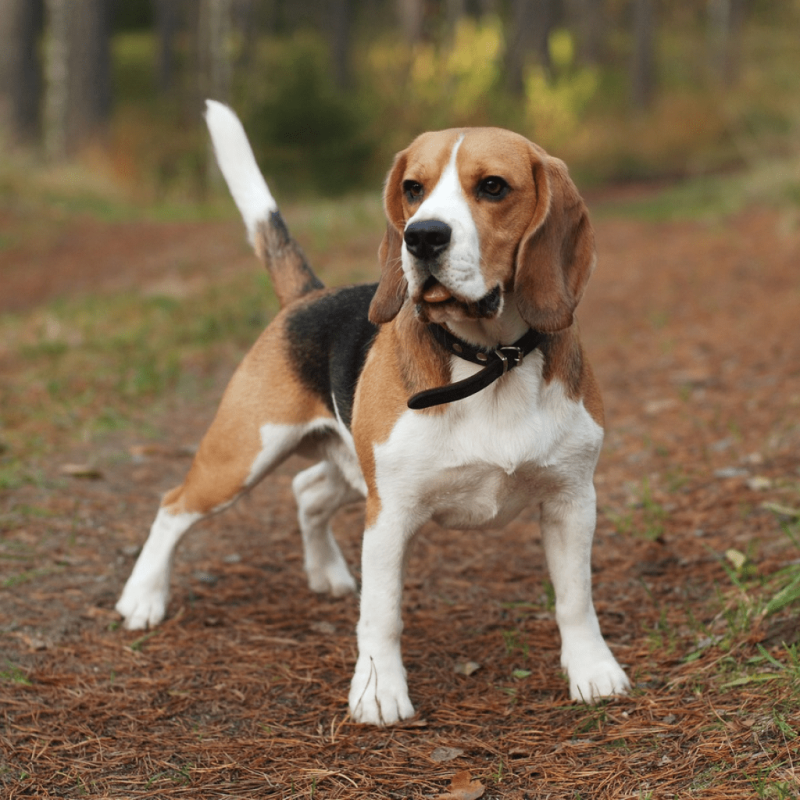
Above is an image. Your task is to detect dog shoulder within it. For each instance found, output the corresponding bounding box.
[540,324,604,428]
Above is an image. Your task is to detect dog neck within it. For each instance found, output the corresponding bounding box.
[442,292,530,349]
[406,297,546,411]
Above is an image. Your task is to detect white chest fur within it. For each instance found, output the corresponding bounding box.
[372,354,603,530]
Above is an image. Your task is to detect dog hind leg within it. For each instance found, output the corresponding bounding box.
[117,408,310,630]
[292,460,360,597]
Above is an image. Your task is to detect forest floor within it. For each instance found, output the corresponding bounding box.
[1,184,799,799]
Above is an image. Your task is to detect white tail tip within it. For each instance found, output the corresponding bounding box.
[204,100,277,244]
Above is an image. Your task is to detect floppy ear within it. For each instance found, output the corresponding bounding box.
[514,154,596,333]
[369,151,409,325]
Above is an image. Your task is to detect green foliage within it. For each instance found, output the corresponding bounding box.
[524,30,600,150]
[30,11,796,208]
[248,35,375,196]
[1,661,32,686]
[0,273,277,456]
[364,15,505,150]
[113,0,153,32]
[502,629,529,658]
[763,520,800,617]
[606,477,667,541]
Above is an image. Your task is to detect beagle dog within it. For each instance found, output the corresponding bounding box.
[116,101,630,725]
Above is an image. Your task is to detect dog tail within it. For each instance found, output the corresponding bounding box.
[204,100,323,307]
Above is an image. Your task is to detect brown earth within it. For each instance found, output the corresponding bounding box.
[1,198,800,798]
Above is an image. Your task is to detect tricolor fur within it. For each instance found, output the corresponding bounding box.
[117,101,629,726]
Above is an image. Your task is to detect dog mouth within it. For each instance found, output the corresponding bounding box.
[420,276,454,304]
[414,277,501,321]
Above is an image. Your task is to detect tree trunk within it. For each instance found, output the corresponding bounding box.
[446,0,465,40]
[154,0,182,94]
[231,0,259,74]
[328,0,352,89]
[0,0,43,146]
[397,0,423,44]
[197,0,232,107]
[507,0,556,96]
[44,0,112,158]
[708,0,746,86]
[43,0,69,159]
[564,0,606,65]
[631,0,655,110]
[197,0,232,187]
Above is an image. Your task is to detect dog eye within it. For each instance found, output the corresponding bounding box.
[403,180,424,202]
[478,176,509,200]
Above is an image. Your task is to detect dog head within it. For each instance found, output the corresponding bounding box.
[369,128,596,333]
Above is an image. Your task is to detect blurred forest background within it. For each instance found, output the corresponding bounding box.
[1,0,799,202]
[2,9,800,796]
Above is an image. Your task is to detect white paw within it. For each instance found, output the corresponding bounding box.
[348,656,415,726]
[564,649,630,703]
[306,555,357,597]
[115,583,168,630]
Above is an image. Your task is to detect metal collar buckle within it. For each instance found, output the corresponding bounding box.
[496,346,524,374]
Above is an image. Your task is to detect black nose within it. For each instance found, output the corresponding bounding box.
[404,220,452,260]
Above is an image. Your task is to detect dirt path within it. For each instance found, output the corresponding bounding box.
[1,203,799,798]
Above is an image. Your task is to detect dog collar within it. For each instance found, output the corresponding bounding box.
[407,324,545,410]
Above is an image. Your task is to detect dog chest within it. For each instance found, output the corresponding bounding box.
[370,369,602,529]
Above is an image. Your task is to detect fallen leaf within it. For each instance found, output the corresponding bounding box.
[310,620,336,635]
[512,669,532,679]
[430,746,464,763]
[746,475,773,491]
[714,467,748,479]
[436,770,485,800]
[725,548,747,571]
[80,606,117,620]
[16,632,50,651]
[60,463,103,479]
[644,398,677,415]
[454,660,481,676]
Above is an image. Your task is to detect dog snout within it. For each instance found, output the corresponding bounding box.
[404,220,452,261]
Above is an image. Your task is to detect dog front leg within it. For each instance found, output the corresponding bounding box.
[541,489,630,702]
[348,504,417,726]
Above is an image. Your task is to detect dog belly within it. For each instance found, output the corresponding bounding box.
[321,431,367,497]
[296,426,367,497]
[427,465,540,530]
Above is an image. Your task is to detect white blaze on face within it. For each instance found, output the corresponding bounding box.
[403,135,486,301]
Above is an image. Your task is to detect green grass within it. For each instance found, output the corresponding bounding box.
[593,154,800,223]
[696,515,800,705]
[1,661,32,686]
[0,271,279,455]
[605,477,668,541]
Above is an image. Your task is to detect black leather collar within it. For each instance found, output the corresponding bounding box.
[407,324,545,410]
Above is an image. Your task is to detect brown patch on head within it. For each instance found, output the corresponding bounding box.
[540,326,604,427]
